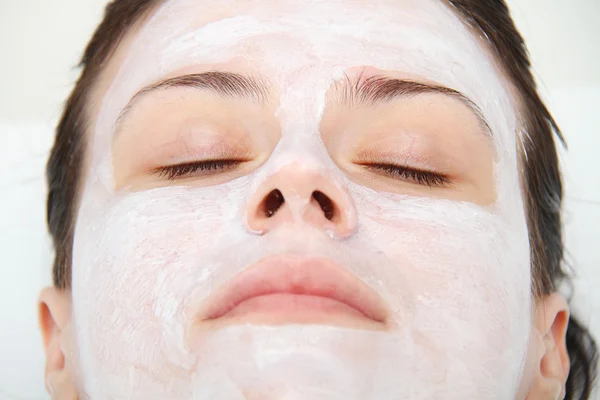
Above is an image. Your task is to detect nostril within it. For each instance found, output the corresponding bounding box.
[313,191,336,221]
[262,189,285,218]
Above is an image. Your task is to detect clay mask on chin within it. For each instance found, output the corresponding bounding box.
[70,0,533,399]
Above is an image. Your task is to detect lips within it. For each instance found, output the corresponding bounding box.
[199,255,388,326]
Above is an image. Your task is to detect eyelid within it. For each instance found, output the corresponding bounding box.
[158,139,253,165]
[147,137,255,178]
[354,148,439,171]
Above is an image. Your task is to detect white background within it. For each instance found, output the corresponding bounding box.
[0,1,598,399]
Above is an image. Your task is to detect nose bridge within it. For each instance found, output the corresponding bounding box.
[245,161,358,238]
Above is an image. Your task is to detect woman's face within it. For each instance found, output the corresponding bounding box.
[60,0,549,398]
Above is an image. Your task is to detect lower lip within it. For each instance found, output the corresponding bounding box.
[219,293,369,322]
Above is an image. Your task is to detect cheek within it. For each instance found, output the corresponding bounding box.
[351,185,532,372]
[70,184,250,385]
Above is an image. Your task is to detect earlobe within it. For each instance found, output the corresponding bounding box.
[38,287,77,399]
[527,293,570,400]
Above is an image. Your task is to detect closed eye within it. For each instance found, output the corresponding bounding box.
[360,163,452,187]
[155,160,450,187]
[154,160,244,180]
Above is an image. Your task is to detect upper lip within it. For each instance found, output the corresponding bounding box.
[199,255,388,324]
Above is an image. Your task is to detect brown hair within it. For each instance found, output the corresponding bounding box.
[46,0,598,397]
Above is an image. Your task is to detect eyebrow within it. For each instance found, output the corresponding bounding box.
[113,71,269,136]
[113,71,491,137]
[333,74,492,136]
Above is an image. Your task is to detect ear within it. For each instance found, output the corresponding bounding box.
[527,293,570,400]
[38,287,78,399]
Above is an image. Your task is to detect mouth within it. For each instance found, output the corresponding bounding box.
[198,255,389,330]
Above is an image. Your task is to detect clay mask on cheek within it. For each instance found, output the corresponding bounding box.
[71,0,533,399]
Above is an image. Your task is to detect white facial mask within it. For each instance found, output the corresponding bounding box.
[71,0,532,399]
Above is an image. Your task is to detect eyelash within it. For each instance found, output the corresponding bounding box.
[155,160,451,188]
[362,163,451,187]
[155,160,242,180]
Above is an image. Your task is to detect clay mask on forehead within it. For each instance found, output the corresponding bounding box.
[71,0,533,398]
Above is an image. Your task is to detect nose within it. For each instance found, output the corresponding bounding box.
[245,164,357,238]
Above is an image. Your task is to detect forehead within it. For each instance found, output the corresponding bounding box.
[146,0,458,36]
[130,0,483,83]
